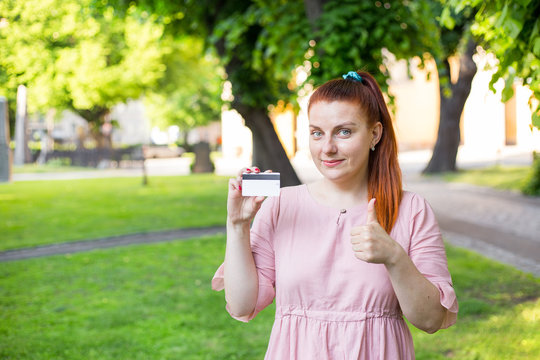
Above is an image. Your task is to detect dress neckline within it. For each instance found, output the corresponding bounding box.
[301,184,368,214]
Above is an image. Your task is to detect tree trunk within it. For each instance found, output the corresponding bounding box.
[423,40,477,174]
[304,0,328,25]
[216,40,301,186]
[234,103,301,187]
[75,107,111,149]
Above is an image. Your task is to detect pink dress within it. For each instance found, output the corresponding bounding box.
[212,185,458,359]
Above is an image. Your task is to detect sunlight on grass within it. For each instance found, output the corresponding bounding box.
[0,237,538,359]
[410,244,539,359]
[442,165,530,191]
[521,303,540,323]
[0,235,274,360]
[0,175,228,251]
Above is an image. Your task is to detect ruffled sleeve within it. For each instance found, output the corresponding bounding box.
[406,193,458,329]
[211,196,278,322]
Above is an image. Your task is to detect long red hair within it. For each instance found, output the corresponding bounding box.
[307,71,402,233]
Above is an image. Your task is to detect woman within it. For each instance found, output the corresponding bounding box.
[212,71,457,359]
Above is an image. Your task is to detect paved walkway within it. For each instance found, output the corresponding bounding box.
[403,173,540,276]
[3,149,539,276]
[0,226,226,262]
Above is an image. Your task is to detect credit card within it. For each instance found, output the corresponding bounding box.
[241,172,280,197]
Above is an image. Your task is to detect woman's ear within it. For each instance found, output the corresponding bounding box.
[371,122,383,147]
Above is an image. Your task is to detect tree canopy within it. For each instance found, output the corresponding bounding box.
[0,0,223,146]
[0,0,166,131]
[449,0,540,129]
[143,36,224,131]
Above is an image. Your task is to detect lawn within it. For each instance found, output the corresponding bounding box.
[0,175,229,251]
[0,236,538,359]
[1,173,538,359]
[441,165,531,192]
[0,235,274,360]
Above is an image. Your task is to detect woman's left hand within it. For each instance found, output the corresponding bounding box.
[350,198,403,265]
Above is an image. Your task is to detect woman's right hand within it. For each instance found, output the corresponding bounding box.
[227,166,268,225]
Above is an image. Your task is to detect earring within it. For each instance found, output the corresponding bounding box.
[371,145,375,151]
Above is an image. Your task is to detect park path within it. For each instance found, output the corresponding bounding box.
[403,173,540,276]
[2,150,539,277]
[0,226,226,262]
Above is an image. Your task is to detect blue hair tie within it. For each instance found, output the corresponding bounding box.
[342,71,363,82]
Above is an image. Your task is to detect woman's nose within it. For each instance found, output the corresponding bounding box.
[322,137,337,154]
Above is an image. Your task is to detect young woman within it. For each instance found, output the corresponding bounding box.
[212,71,457,359]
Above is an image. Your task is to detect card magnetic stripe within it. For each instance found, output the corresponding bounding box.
[242,173,280,180]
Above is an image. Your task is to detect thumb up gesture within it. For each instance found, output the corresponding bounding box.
[350,199,400,265]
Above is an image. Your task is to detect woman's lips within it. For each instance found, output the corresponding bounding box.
[322,159,344,167]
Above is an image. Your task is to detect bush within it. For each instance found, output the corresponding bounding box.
[521,151,540,196]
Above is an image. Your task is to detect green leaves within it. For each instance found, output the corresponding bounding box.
[308,0,437,96]
[440,7,456,30]
[0,0,166,127]
[449,0,540,129]
[143,36,224,130]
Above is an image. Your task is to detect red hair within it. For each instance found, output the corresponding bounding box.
[307,71,402,233]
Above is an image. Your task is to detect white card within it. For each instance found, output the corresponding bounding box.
[241,173,280,197]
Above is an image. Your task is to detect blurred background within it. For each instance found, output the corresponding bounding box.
[1,1,539,359]
[1,0,539,184]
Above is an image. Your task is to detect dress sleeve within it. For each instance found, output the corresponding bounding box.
[407,193,458,329]
[211,197,278,322]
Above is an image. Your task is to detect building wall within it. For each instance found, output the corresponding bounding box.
[387,57,440,151]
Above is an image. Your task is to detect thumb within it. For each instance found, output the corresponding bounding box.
[366,198,378,224]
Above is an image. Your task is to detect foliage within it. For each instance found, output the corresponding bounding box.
[433,2,478,96]
[0,0,166,130]
[143,36,224,130]
[0,175,228,251]
[206,0,442,108]
[104,0,439,107]
[0,236,538,359]
[521,152,540,196]
[448,0,540,129]
[309,0,439,94]
[210,0,310,109]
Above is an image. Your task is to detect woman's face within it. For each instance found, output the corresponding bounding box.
[308,100,381,186]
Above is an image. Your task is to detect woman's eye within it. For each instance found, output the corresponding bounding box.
[311,131,322,138]
[338,129,351,136]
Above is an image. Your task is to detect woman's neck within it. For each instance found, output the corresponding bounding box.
[308,177,368,210]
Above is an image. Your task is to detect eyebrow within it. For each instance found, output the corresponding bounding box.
[309,122,358,129]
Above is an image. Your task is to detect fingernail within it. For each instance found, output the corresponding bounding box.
[246,169,251,173]
[254,167,260,173]
[239,185,242,190]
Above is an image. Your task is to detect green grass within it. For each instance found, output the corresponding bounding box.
[410,245,540,359]
[442,165,530,191]
[0,235,274,360]
[0,237,538,359]
[0,175,228,251]
[1,173,538,358]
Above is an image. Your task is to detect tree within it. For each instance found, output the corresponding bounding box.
[0,0,166,148]
[143,36,224,132]
[450,0,540,194]
[450,0,540,129]
[108,0,440,185]
[107,0,306,185]
[303,0,437,94]
[423,3,478,173]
